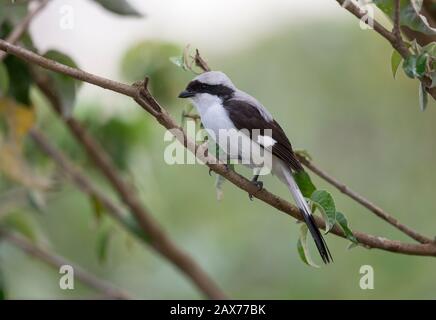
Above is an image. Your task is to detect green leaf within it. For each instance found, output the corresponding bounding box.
[4,55,32,105]
[429,71,436,88]
[310,190,336,234]
[215,174,226,201]
[415,53,428,77]
[335,211,358,244]
[293,170,316,199]
[391,50,403,78]
[96,224,113,264]
[3,212,37,242]
[215,163,234,201]
[26,190,47,214]
[43,50,79,118]
[0,62,9,96]
[402,53,430,79]
[419,82,428,111]
[297,224,320,268]
[170,55,186,70]
[403,55,418,78]
[374,0,436,35]
[122,215,149,243]
[90,194,105,223]
[92,0,142,17]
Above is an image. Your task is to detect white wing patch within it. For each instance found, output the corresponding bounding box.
[257,135,276,149]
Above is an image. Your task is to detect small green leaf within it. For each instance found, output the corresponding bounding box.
[26,190,46,215]
[293,171,316,199]
[0,62,9,96]
[335,211,358,244]
[310,190,336,234]
[91,0,142,17]
[391,50,403,78]
[96,224,113,264]
[429,71,436,88]
[43,50,80,118]
[374,0,436,35]
[416,53,428,77]
[170,56,186,70]
[297,224,320,268]
[122,215,149,243]
[347,242,359,250]
[4,55,32,105]
[3,212,37,242]
[422,42,436,57]
[419,82,428,111]
[403,55,418,78]
[215,174,226,201]
[215,163,234,201]
[90,194,105,223]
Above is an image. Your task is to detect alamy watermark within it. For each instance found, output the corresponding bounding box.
[163,120,273,175]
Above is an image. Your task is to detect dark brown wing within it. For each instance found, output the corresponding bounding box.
[223,99,303,172]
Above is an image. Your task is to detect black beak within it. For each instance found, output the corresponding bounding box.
[178,90,195,98]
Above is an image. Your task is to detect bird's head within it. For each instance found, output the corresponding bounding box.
[178,71,235,101]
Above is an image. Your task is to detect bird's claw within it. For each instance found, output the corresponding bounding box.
[248,180,263,201]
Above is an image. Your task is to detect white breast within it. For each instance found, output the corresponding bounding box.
[191,93,274,171]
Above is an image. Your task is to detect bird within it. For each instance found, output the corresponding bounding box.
[178,71,332,264]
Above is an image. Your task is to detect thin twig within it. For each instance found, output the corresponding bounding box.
[0,227,132,299]
[0,0,50,61]
[29,128,227,300]
[1,40,436,256]
[296,154,434,244]
[336,0,436,99]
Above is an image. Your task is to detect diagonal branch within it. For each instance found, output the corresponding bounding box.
[1,39,436,257]
[29,128,227,300]
[0,227,131,299]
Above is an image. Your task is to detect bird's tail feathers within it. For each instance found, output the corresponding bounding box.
[282,167,333,264]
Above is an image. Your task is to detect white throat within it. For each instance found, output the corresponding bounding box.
[190,93,222,116]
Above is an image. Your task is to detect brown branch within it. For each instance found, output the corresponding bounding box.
[29,128,227,300]
[195,49,211,72]
[0,0,50,61]
[296,154,434,244]
[336,0,436,98]
[1,40,436,257]
[336,0,409,57]
[1,4,226,297]
[0,227,131,299]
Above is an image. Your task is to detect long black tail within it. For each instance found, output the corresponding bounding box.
[283,168,333,264]
[300,208,332,264]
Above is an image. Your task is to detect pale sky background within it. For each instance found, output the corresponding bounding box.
[28,0,347,100]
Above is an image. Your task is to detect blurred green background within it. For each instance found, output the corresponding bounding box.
[1,5,436,299]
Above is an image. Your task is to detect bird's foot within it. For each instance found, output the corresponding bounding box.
[248,180,263,201]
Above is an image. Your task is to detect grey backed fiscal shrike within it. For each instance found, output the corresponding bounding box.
[178,71,332,264]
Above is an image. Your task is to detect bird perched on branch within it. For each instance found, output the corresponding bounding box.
[178,71,332,264]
